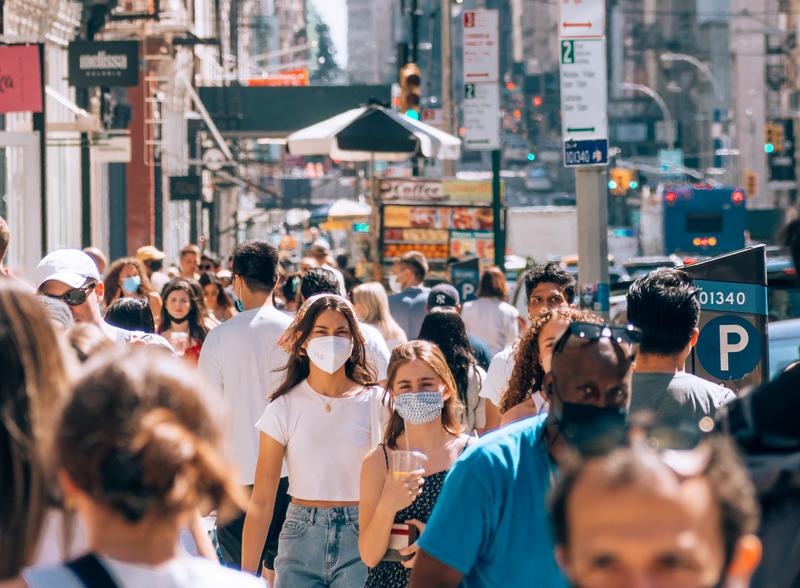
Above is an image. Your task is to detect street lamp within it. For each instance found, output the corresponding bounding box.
[659,52,725,105]
[620,82,676,149]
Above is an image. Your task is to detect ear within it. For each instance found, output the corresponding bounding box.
[95,281,105,300]
[726,534,762,584]
[554,545,573,579]
[689,327,700,349]
[540,372,554,401]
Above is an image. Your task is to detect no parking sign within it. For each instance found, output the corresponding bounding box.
[684,246,770,393]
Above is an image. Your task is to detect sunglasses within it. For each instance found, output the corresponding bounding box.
[554,321,643,356]
[568,412,716,475]
[200,263,214,271]
[44,281,97,306]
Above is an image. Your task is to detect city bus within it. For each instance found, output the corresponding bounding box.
[663,185,747,255]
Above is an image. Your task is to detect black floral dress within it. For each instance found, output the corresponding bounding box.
[364,441,468,588]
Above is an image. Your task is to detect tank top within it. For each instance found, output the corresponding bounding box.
[364,438,471,588]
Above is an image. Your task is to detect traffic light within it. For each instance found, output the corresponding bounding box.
[608,167,635,196]
[399,63,422,120]
[744,170,758,198]
[765,122,784,153]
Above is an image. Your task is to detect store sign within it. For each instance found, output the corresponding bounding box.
[379,178,493,203]
[0,45,43,113]
[68,41,140,87]
[169,175,202,201]
[380,179,445,202]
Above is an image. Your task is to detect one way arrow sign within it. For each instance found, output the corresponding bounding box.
[559,0,605,38]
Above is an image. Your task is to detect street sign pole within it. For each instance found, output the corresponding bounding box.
[492,149,504,268]
[576,168,609,315]
[559,0,609,316]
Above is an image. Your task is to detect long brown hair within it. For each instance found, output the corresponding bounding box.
[104,257,155,307]
[0,281,70,578]
[384,341,464,449]
[57,346,245,525]
[271,295,375,400]
[159,278,209,344]
[500,308,601,413]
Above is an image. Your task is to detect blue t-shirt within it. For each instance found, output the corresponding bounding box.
[417,414,568,588]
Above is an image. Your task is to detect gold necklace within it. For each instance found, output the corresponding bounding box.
[321,397,333,412]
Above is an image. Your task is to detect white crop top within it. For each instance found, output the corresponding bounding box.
[256,380,386,502]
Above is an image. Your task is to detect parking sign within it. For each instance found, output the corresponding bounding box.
[684,246,769,392]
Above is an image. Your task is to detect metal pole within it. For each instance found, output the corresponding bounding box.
[491,149,504,270]
[78,86,92,248]
[33,43,47,255]
[576,167,610,318]
[441,0,455,178]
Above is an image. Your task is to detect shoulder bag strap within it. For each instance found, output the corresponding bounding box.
[66,554,120,588]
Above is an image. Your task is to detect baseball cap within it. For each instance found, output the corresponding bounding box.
[136,245,165,263]
[311,238,331,253]
[427,284,460,309]
[35,249,101,290]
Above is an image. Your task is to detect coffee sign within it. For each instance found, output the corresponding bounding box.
[68,41,140,87]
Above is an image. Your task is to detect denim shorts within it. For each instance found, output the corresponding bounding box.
[274,504,366,588]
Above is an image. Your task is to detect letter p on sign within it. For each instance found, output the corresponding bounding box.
[719,324,749,371]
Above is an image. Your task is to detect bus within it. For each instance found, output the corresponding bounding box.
[663,185,747,255]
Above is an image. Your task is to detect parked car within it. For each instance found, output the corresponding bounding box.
[768,318,800,378]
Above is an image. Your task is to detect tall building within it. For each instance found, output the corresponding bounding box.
[347,0,395,84]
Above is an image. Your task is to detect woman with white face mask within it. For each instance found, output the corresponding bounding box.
[359,341,471,587]
[242,295,385,586]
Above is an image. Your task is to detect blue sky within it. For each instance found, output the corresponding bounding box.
[311,0,348,68]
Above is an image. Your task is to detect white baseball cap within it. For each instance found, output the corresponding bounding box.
[35,249,101,290]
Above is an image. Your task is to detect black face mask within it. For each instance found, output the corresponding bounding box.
[550,380,628,456]
[166,312,189,325]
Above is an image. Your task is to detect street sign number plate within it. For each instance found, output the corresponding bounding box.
[694,280,768,316]
[564,139,608,167]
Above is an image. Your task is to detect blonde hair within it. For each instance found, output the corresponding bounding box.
[352,282,406,344]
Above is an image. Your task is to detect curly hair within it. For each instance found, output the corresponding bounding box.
[500,307,602,413]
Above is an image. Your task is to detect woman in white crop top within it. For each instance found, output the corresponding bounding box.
[242,294,385,587]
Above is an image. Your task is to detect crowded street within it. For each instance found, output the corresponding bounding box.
[1,0,800,587]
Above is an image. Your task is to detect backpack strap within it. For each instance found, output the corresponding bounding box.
[66,554,120,588]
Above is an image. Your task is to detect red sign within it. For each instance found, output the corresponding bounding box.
[0,45,43,113]
[247,67,309,87]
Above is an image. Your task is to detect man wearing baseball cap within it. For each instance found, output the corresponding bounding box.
[36,249,170,348]
[136,245,169,293]
[426,283,492,370]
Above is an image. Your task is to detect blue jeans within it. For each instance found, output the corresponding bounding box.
[274,504,366,588]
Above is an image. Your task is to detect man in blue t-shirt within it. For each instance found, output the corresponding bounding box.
[410,322,637,588]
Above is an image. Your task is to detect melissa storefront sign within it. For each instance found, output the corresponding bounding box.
[68,41,140,87]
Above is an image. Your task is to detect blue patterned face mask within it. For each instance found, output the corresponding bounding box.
[394,391,444,425]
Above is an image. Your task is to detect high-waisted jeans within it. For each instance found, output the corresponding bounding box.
[274,504,366,588]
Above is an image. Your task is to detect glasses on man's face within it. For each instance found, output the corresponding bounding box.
[200,263,214,271]
[44,281,97,307]
[553,321,642,357]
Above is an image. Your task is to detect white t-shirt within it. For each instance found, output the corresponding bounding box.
[101,322,173,350]
[198,303,292,485]
[461,298,520,356]
[23,554,263,588]
[479,345,545,412]
[256,380,385,502]
[358,321,391,380]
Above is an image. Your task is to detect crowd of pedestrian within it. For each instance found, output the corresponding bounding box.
[1,210,799,588]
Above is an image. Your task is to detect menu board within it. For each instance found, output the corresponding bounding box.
[382,205,495,265]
